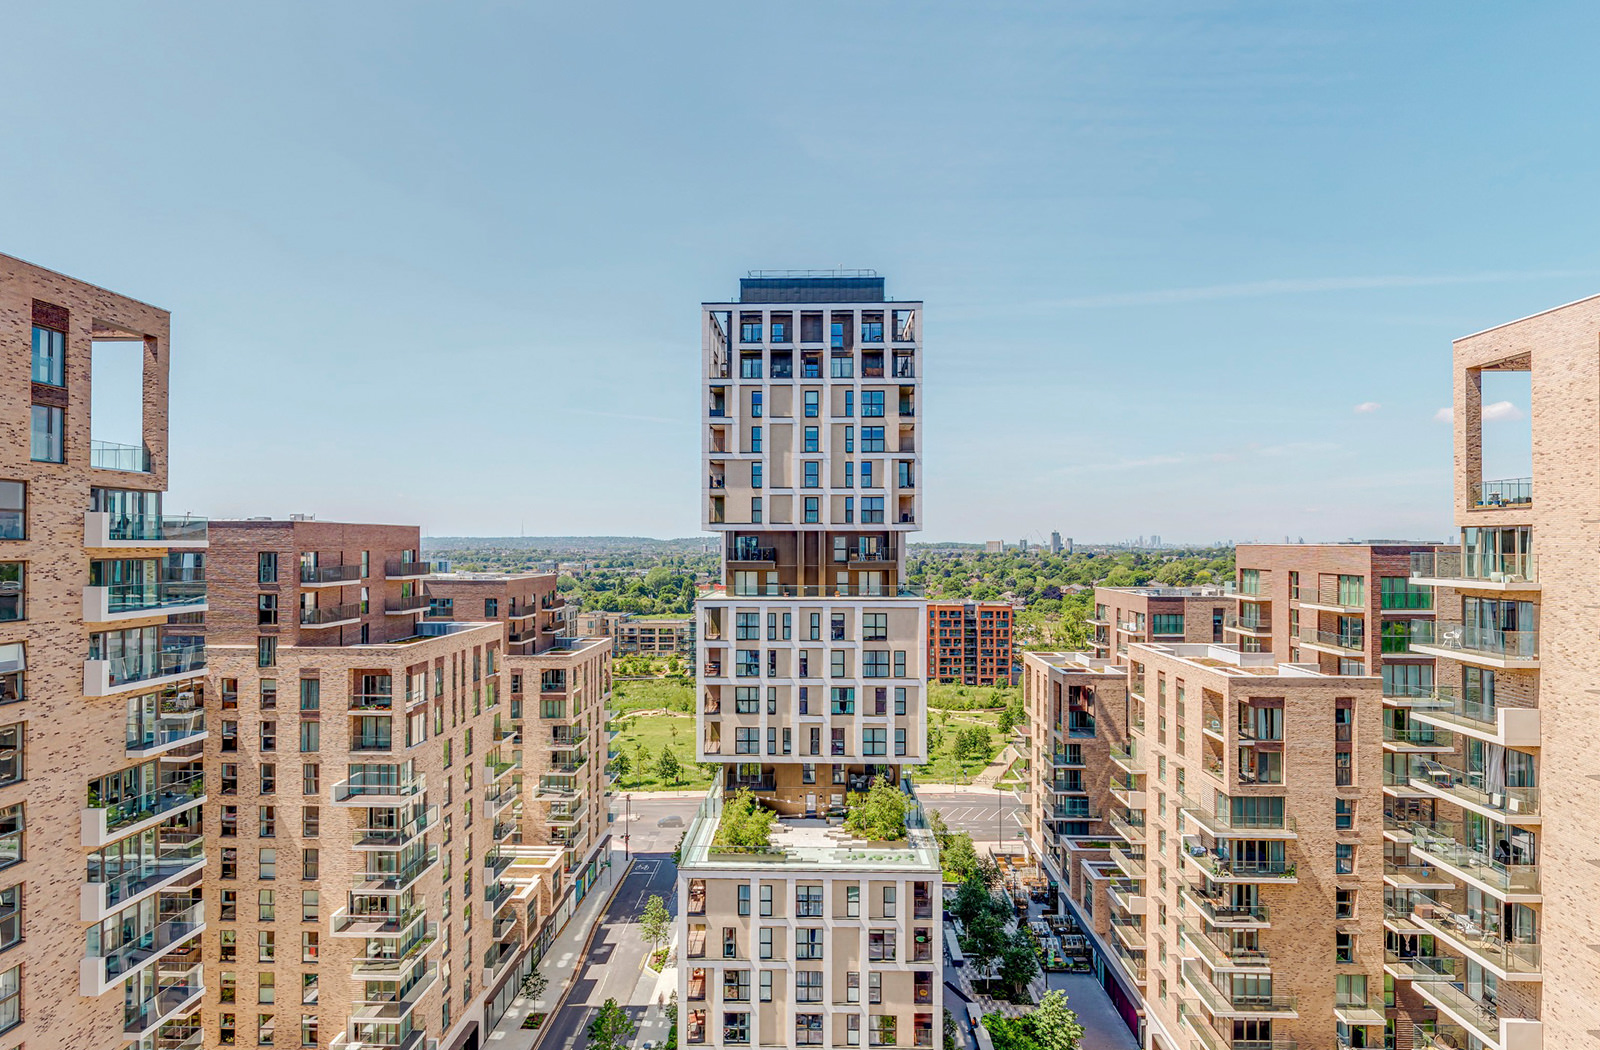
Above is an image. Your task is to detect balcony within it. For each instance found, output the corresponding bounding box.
[1409,689,1540,747]
[91,440,153,473]
[384,559,432,578]
[352,962,438,1023]
[82,835,205,920]
[1178,883,1270,928]
[384,594,430,615]
[1295,627,1366,656]
[1411,900,1542,979]
[300,564,362,587]
[1222,611,1272,636]
[1179,920,1269,970]
[82,772,206,848]
[1383,721,1455,753]
[85,512,208,549]
[353,807,438,850]
[1181,846,1297,884]
[484,755,520,783]
[1410,549,1539,591]
[1109,843,1145,879]
[1383,860,1457,892]
[355,845,440,893]
[302,602,363,628]
[1180,795,1297,839]
[1180,961,1297,1018]
[125,695,207,758]
[1471,476,1532,509]
[1408,966,1511,1048]
[332,905,425,939]
[331,774,424,806]
[85,646,207,697]
[1108,810,1145,844]
[83,580,207,623]
[1109,911,1145,951]
[1408,759,1539,823]
[81,901,205,996]
[123,963,204,1036]
[1409,621,1538,669]
[1408,821,1540,900]
[1108,745,1144,774]
[349,922,438,978]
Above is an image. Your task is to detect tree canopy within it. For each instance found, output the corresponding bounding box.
[844,780,910,842]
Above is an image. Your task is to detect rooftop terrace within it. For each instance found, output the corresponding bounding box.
[679,783,940,873]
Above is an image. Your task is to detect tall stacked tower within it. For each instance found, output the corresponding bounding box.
[678,272,942,1049]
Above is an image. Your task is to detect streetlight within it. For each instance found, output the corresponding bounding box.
[624,792,632,861]
[996,782,1004,852]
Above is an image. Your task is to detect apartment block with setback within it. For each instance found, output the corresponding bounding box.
[1088,586,1234,661]
[1023,643,1390,1050]
[1370,298,1600,1050]
[926,601,1014,685]
[678,272,941,1050]
[0,255,211,1050]
[197,520,537,1050]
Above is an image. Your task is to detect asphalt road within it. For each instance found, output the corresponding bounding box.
[919,791,1031,844]
[540,850,681,1050]
[611,795,703,856]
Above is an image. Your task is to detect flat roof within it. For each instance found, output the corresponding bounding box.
[680,785,940,874]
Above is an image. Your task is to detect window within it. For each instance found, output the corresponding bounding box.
[258,552,278,584]
[1152,613,1183,636]
[862,390,884,417]
[749,497,761,523]
[862,497,884,523]
[256,593,279,626]
[758,927,772,960]
[302,848,319,879]
[1335,843,1356,874]
[863,613,888,641]
[1336,888,1356,919]
[868,929,896,960]
[260,722,277,753]
[0,567,21,626]
[31,325,64,386]
[723,927,738,958]
[750,463,762,489]
[302,889,320,921]
[803,462,820,488]
[258,889,276,921]
[0,484,21,541]
[301,974,318,1004]
[301,1015,318,1047]
[797,885,823,916]
[257,637,276,668]
[843,390,854,417]
[724,1013,750,1045]
[299,722,319,753]
[759,885,773,917]
[0,726,20,787]
[863,651,889,677]
[301,764,319,794]
[723,970,750,1002]
[259,849,277,879]
[750,391,762,417]
[258,805,276,837]
[0,963,20,1034]
[1335,798,1355,830]
[804,497,819,524]
[737,885,750,916]
[28,405,62,463]
[804,391,819,417]
[749,426,761,453]
[484,598,498,618]
[861,426,885,452]
[863,728,886,756]
[797,971,823,1002]
[796,928,823,959]
[259,930,276,962]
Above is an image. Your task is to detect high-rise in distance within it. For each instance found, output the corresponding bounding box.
[677,272,942,1049]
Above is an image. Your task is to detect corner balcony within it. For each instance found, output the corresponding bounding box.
[84,511,208,550]
[1408,759,1540,824]
[1411,549,1539,592]
[85,646,207,698]
[123,961,204,1037]
[1109,910,1146,952]
[301,602,364,629]
[1411,900,1542,980]
[1180,845,1298,884]
[1180,961,1297,1019]
[354,846,440,894]
[1408,821,1540,901]
[484,754,521,784]
[352,962,437,1024]
[349,922,438,979]
[82,771,206,848]
[1179,882,1270,928]
[82,834,205,921]
[1179,920,1270,971]
[125,696,207,758]
[81,901,205,996]
[1410,621,1539,670]
[83,580,207,624]
[352,807,438,850]
[1409,689,1540,748]
[384,594,429,616]
[1109,843,1146,879]
[1222,611,1272,638]
[1407,959,1537,1050]
[1106,879,1147,916]
[1108,775,1146,811]
[1108,809,1145,844]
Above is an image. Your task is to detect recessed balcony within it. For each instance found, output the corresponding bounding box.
[83,581,207,624]
[302,602,363,629]
[1411,549,1539,592]
[1180,961,1297,1019]
[300,564,362,587]
[1222,611,1272,637]
[1181,845,1298,884]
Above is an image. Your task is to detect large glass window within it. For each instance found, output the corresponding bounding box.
[0,567,21,623]
[1380,576,1432,610]
[0,485,23,541]
[861,391,885,417]
[1152,614,1183,636]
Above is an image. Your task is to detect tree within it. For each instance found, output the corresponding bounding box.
[942,832,980,882]
[953,726,992,764]
[519,968,548,1002]
[1031,990,1086,1050]
[666,992,680,1050]
[712,788,776,853]
[962,905,1009,980]
[844,780,909,842]
[997,928,1041,998]
[640,893,671,954]
[587,998,636,1050]
[655,747,682,785]
[610,751,632,783]
[998,696,1027,734]
[943,1008,960,1050]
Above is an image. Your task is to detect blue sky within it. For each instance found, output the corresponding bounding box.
[1,1,1582,541]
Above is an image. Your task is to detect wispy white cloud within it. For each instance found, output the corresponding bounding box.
[1434,407,1454,423]
[1482,400,1523,422]
[1354,401,1381,414]
[1018,269,1597,311]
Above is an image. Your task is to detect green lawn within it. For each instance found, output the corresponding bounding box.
[919,707,1015,783]
[610,712,715,792]
[610,676,694,715]
[928,680,1020,711]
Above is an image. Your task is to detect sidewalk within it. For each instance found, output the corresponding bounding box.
[484,849,629,1050]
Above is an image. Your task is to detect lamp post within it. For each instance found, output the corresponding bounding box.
[996,781,1004,852]
[624,792,632,862]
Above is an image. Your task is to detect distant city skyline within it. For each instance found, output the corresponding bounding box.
[0,2,1575,537]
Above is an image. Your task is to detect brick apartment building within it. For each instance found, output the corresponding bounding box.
[678,272,941,1049]
[927,600,1014,685]
[1088,585,1232,660]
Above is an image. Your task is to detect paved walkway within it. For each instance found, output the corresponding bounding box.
[1047,973,1138,1050]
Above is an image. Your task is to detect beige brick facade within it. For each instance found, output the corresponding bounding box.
[1090,587,1233,661]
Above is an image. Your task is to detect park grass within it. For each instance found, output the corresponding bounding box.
[928,680,1020,711]
[611,712,715,792]
[610,676,694,715]
[919,707,1013,783]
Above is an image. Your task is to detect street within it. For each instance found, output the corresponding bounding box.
[919,790,1031,845]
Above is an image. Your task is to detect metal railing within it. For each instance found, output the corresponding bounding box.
[1471,477,1532,507]
[301,603,362,626]
[300,564,361,585]
[1409,759,1539,817]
